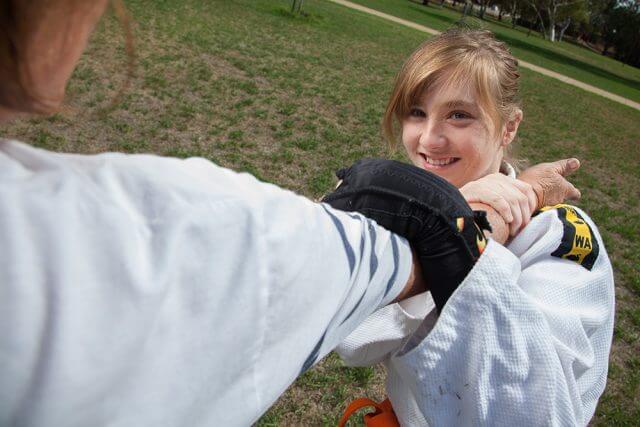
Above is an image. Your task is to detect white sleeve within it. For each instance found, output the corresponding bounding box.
[0,140,412,426]
[392,206,614,426]
[336,292,435,366]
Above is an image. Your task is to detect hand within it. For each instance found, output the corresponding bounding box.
[517,158,582,210]
[460,173,537,237]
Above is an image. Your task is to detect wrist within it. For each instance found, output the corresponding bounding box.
[393,249,427,303]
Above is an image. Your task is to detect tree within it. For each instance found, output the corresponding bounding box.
[460,0,473,18]
[601,0,640,65]
[585,0,617,41]
[525,0,587,41]
[477,0,494,19]
[494,0,527,27]
[555,0,588,40]
[290,0,304,14]
[509,0,526,27]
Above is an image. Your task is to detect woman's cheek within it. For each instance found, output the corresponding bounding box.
[401,127,419,156]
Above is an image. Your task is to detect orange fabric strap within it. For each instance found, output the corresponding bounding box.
[338,397,400,427]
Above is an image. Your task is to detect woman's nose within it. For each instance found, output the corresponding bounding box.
[418,122,447,151]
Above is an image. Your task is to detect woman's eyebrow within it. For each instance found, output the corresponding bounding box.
[443,100,477,110]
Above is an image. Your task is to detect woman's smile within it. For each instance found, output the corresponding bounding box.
[420,154,460,169]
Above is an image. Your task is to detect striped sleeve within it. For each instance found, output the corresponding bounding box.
[252,183,413,411]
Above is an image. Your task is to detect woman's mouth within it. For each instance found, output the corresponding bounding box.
[420,154,460,170]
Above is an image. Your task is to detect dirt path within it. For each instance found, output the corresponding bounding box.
[327,0,640,112]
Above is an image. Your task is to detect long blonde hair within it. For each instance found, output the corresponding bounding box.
[382,28,523,168]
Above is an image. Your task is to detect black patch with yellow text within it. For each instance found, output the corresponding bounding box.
[539,204,599,270]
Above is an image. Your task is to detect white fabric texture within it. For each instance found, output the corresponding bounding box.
[337,206,615,426]
[0,140,414,426]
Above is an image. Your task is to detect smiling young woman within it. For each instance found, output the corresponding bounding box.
[338,28,614,427]
[383,29,523,189]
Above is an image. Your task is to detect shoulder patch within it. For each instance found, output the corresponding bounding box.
[538,204,599,270]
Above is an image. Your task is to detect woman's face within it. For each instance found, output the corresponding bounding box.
[401,79,508,188]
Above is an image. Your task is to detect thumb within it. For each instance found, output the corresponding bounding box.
[555,158,581,176]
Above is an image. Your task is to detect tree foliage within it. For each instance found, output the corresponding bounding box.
[600,0,640,65]
[429,0,639,65]
[524,0,588,41]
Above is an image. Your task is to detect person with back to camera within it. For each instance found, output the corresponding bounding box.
[0,2,590,425]
[334,28,615,427]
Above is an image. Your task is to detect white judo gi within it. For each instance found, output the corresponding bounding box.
[0,140,415,426]
[337,200,615,426]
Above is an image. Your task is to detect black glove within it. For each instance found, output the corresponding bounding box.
[322,158,490,313]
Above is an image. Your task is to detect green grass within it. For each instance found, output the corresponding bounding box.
[2,0,639,424]
[345,0,640,104]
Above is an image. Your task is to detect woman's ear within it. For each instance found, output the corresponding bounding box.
[501,109,523,147]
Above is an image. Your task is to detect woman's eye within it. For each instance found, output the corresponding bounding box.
[450,111,471,120]
[409,108,426,118]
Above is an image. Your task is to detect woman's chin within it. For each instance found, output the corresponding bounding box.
[416,158,463,184]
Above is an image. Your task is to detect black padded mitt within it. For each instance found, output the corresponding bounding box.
[323,158,490,312]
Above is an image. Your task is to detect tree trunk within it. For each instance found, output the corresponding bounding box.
[423,0,430,5]
[291,0,303,13]
[462,1,470,17]
[532,7,547,40]
[558,18,571,42]
[547,7,556,42]
[510,3,518,28]
[479,2,486,19]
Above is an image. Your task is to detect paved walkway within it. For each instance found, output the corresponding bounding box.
[327,0,640,112]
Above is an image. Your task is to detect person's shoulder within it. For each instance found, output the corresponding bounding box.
[512,204,605,272]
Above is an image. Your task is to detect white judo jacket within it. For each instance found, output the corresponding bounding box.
[0,140,415,426]
[337,200,615,425]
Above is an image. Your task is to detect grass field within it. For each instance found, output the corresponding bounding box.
[347,0,640,104]
[3,0,639,424]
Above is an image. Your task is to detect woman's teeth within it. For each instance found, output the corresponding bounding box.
[425,156,457,166]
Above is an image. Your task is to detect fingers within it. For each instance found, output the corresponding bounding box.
[566,181,582,201]
[503,178,534,234]
[493,195,514,224]
[517,190,531,231]
[554,158,581,176]
[507,186,526,236]
[461,179,514,224]
[509,196,523,236]
[493,179,524,236]
[512,179,537,215]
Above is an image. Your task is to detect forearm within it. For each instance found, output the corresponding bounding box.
[394,248,426,303]
[469,202,510,244]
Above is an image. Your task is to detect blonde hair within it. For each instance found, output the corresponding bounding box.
[383,28,522,167]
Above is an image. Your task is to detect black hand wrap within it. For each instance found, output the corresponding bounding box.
[322,159,491,313]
